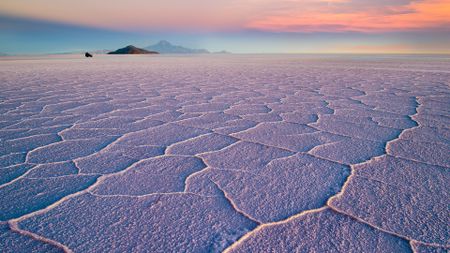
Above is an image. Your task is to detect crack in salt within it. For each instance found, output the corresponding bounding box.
[8,221,73,253]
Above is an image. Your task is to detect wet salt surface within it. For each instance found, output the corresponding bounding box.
[0,54,449,252]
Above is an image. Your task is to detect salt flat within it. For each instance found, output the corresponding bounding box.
[0,54,449,252]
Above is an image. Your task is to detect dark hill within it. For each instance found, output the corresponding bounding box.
[108,45,159,55]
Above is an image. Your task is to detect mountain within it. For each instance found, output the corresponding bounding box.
[108,45,158,55]
[213,50,232,54]
[145,40,209,54]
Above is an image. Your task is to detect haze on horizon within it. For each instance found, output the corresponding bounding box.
[1,0,449,54]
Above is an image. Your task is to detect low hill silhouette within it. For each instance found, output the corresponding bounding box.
[108,45,159,55]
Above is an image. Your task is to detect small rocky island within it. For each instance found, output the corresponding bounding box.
[108,45,159,55]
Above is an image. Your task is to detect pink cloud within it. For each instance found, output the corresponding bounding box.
[0,0,449,33]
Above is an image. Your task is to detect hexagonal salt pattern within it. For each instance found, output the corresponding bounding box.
[1,55,448,252]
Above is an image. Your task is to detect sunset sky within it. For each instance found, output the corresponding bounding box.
[1,0,449,54]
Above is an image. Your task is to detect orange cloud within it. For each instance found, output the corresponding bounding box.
[246,0,450,32]
[0,0,449,33]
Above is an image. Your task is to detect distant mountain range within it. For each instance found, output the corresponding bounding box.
[145,40,210,54]
[107,45,158,55]
[0,41,229,56]
[213,50,232,54]
[105,41,229,55]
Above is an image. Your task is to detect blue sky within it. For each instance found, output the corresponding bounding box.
[1,0,449,54]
